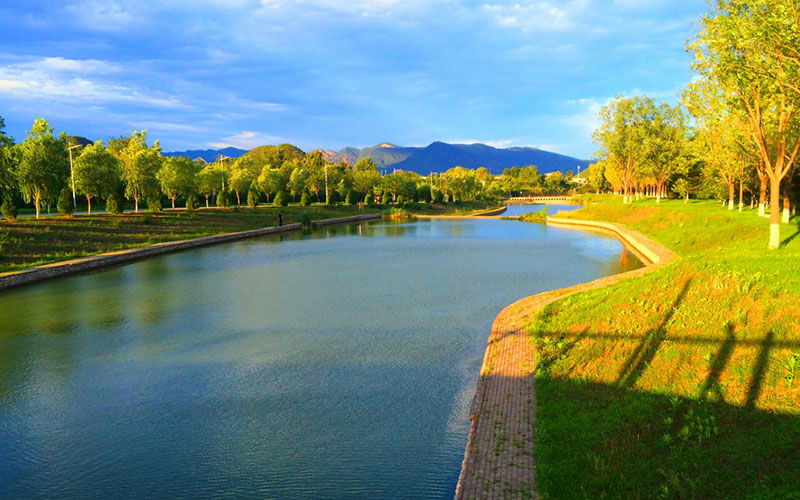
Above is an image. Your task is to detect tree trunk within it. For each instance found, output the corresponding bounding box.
[758,174,767,217]
[738,180,744,212]
[684,192,688,204]
[656,182,661,203]
[34,191,41,219]
[134,197,139,213]
[171,197,176,210]
[205,195,210,208]
[783,181,791,224]
[235,190,241,206]
[728,182,735,210]
[87,195,92,215]
[769,175,781,250]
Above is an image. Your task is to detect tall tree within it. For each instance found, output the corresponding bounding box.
[157,156,199,209]
[15,119,68,218]
[351,157,382,202]
[114,131,162,212]
[0,116,16,200]
[643,102,689,202]
[691,0,800,248]
[229,156,259,205]
[593,96,651,203]
[74,141,120,214]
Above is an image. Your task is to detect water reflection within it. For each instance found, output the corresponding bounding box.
[0,218,641,499]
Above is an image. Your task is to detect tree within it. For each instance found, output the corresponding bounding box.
[115,131,162,212]
[643,102,689,202]
[672,178,691,203]
[15,119,68,218]
[691,0,800,248]
[157,156,199,209]
[288,167,310,202]
[593,96,651,203]
[0,116,16,201]
[229,155,259,205]
[74,141,120,214]
[352,158,382,202]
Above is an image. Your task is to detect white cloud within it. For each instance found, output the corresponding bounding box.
[482,1,582,32]
[0,57,185,109]
[65,1,140,32]
[209,131,285,149]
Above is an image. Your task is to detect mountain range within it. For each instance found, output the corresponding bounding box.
[164,142,592,175]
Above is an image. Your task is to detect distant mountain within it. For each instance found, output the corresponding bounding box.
[319,142,591,176]
[163,147,248,163]
[66,136,94,148]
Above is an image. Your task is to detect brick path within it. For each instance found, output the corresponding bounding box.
[454,218,676,500]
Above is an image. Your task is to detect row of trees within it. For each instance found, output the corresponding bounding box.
[0,118,583,218]
[591,0,800,249]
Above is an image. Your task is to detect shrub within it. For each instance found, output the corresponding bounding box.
[216,189,230,208]
[106,194,122,214]
[345,190,354,205]
[300,212,313,229]
[520,207,548,223]
[364,189,373,205]
[247,189,259,208]
[1,198,17,220]
[383,207,417,220]
[273,191,288,207]
[58,188,74,216]
[300,191,311,206]
[185,194,197,212]
[147,196,162,212]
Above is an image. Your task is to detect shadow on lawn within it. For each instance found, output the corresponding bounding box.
[781,218,800,247]
[534,376,800,500]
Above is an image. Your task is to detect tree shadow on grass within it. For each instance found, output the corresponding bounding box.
[781,219,800,247]
[534,376,800,500]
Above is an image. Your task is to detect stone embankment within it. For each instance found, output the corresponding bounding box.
[0,213,381,291]
[454,217,677,500]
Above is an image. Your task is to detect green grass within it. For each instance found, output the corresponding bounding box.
[0,205,367,274]
[529,196,800,499]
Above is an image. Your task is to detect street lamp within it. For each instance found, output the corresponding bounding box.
[67,142,82,210]
[218,155,230,191]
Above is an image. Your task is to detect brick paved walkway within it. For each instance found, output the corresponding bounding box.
[455,218,676,500]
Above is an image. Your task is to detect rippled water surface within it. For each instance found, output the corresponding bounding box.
[502,203,583,217]
[0,217,641,499]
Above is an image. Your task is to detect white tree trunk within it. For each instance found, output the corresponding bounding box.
[783,207,790,223]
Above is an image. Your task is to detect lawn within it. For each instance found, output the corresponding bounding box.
[529,196,800,499]
[0,205,366,274]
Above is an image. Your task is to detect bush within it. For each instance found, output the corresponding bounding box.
[58,188,74,216]
[106,194,122,214]
[383,207,416,220]
[1,198,17,220]
[300,191,311,206]
[147,196,162,212]
[345,190,354,205]
[364,190,373,205]
[216,189,230,208]
[273,191,288,207]
[300,212,313,229]
[247,189,259,208]
[185,194,197,212]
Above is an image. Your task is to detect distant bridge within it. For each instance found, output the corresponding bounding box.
[504,196,575,205]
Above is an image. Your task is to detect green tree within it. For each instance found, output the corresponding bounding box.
[593,96,651,203]
[352,158,382,202]
[229,155,259,205]
[15,119,68,218]
[157,156,199,209]
[288,166,310,202]
[643,102,689,202]
[691,0,800,248]
[0,116,16,200]
[115,131,162,212]
[247,188,259,208]
[197,165,218,208]
[74,141,120,214]
[58,187,73,216]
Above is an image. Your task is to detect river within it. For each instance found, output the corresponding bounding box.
[0,215,641,499]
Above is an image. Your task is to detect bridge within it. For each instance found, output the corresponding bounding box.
[504,196,575,205]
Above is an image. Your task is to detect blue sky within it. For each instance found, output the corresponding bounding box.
[0,0,707,158]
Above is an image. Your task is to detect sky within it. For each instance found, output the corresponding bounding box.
[0,0,708,158]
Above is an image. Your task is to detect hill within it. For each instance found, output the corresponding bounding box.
[319,142,591,175]
[163,147,248,162]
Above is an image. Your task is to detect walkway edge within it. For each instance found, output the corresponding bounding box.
[454,217,678,500]
[0,213,381,291]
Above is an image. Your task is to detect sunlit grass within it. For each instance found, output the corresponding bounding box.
[531,196,800,498]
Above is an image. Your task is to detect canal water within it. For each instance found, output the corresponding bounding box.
[502,203,583,217]
[0,215,641,499]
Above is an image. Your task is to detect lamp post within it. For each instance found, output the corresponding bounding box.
[67,142,81,210]
[218,155,230,192]
[324,164,329,205]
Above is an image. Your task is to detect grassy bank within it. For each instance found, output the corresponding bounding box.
[530,197,800,499]
[0,205,366,274]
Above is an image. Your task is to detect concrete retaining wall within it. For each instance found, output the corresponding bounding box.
[0,213,381,292]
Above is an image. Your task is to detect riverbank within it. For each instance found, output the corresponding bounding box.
[0,213,380,291]
[455,216,676,500]
[509,197,799,498]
